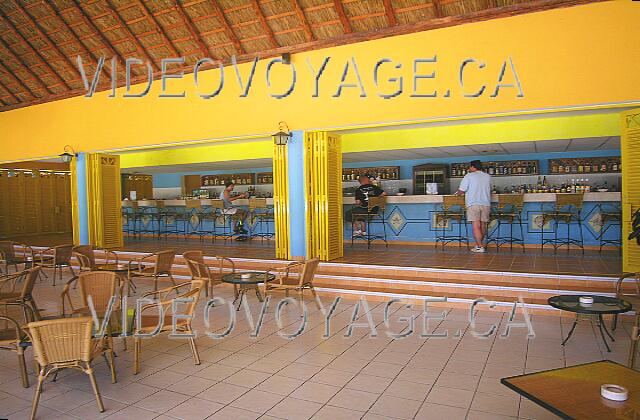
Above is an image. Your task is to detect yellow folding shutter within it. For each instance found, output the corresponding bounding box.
[273,141,290,259]
[622,109,640,273]
[305,132,343,261]
[86,154,123,249]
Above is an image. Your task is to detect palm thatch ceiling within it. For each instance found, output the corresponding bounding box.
[0,0,598,112]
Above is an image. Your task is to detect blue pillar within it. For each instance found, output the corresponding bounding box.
[75,153,90,245]
[287,131,307,259]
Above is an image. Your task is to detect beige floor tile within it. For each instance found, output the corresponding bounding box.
[196,381,249,404]
[295,351,337,367]
[424,386,474,409]
[346,373,393,393]
[40,389,97,412]
[290,381,341,404]
[482,363,524,379]
[435,372,480,391]
[67,397,127,419]
[383,379,432,401]
[310,367,356,387]
[0,396,35,418]
[166,376,217,396]
[230,389,285,414]
[103,405,157,420]
[278,362,323,380]
[414,402,467,420]
[256,375,305,396]
[360,361,403,379]
[267,397,323,420]
[223,368,271,388]
[466,409,517,420]
[101,382,159,405]
[396,366,440,384]
[311,404,364,420]
[470,392,520,417]
[134,389,190,413]
[165,397,224,420]
[10,404,74,420]
[519,398,562,420]
[138,369,188,388]
[207,405,261,420]
[328,388,380,412]
[369,395,422,419]
[192,363,240,381]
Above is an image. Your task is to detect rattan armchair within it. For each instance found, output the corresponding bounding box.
[183,250,235,297]
[265,258,321,309]
[0,267,42,322]
[128,250,176,292]
[34,244,75,286]
[61,271,123,318]
[0,308,31,388]
[0,241,34,274]
[72,245,119,273]
[27,317,116,419]
[133,279,204,374]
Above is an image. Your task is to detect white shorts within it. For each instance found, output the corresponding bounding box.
[467,205,490,222]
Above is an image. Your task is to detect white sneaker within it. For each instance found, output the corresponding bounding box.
[354,230,362,236]
[470,246,486,253]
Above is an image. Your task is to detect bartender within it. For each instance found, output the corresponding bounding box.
[350,175,387,236]
[222,180,249,234]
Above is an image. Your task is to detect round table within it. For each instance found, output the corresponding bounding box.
[548,295,632,352]
[222,271,275,310]
[95,263,142,296]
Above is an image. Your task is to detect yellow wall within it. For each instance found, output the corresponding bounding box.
[1,1,639,163]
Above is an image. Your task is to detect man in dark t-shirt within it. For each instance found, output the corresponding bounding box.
[349,175,386,236]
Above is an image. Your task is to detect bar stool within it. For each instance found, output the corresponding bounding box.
[121,201,139,237]
[136,203,156,238]
[248,198,274,241]
[487,194,525,253]
[597,204,622,253]
[351,196,388,249]
[434,195,468,249]
[210,199,234,241]
[159,203,188,240]
[540,193,584,254]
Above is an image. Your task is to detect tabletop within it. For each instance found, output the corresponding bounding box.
[222,271,275,285]
[548,295,632,315]
[502,360,640,419]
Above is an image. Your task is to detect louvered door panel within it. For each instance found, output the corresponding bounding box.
[23,173,39,234]
[273,142,290,259]
[622,109,640,273]
[39,173,54,233]
[0,171,9,237]
[86,154,123,249]
[8,173,25,235]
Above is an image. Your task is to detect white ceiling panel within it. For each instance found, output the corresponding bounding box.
[534,140,570,152]
[501,141,537,154]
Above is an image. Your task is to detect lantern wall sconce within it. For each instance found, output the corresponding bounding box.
[273,121,292,146]
[59,145,77,163]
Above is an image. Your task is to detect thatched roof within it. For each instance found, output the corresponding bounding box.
[0,0,598,112]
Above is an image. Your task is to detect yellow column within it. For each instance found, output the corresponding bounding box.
[622,108,640,273]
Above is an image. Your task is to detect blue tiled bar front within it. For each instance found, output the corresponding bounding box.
[343,193,621,247]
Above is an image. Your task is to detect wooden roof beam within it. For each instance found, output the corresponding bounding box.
[45,1,112,82]
[0,58,38,98]
[333,0,352,33]
[10,0,82,83]
[134,0,182,58]
[173,1,214,59]
[0,78,18,103]
[104,0,160,71]
[0,13,69,91]
[292,0,314,42]
[209,0,245,54]
[251,0,278,48]
[382,0,397,26]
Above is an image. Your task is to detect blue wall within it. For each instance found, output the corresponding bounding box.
[153,167,273,188]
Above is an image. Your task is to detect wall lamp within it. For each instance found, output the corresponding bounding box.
[273,121,292,146]
[59,145,77,163]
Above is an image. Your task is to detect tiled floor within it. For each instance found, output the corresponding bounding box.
[0,269,634,420]
[4,233,621,276]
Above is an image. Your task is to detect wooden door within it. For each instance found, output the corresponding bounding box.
[622,108,640,273]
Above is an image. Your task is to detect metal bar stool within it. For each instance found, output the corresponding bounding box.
[487,194,525,253]
[540,193,584,254]
[136,204,157,238]
[248,198,274,241]
[597,204,622,253]
[434,195,469,249]
[210,199,234,242]
[159,203,188,240]
[350,196,388,249]
[121,201,139,237]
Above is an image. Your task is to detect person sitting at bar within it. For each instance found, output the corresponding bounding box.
[455,160,492,253]
[222,180,249,234]
[350,174,387,236]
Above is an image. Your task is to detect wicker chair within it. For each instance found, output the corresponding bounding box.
[128,250,176,292]
[0,267,42,322]
[61,271,123,318]
[0,306,31,388]
[72,245,119,273]
[133,280,204,374]
[27,317,116,419]
[35,244,75,286]
[0,241,34,274]
[265,258,321,309]
[183,250,235,297]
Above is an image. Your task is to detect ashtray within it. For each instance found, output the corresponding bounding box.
[579,296,594,305]
[240,273,252,279]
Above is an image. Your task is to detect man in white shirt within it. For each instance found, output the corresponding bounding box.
[455,160,492,253]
